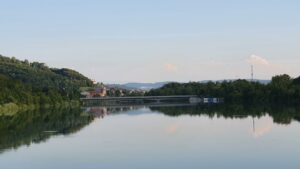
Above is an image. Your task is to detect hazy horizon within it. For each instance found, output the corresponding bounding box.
[1,0,300,83]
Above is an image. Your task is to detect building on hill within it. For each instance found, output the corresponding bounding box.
[93,87,107,97]
[81,87,107,98]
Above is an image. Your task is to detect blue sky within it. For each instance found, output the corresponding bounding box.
[1,0,300,83]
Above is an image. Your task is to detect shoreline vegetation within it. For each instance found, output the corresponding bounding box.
[0,55,93,115]
[0,101,81,116]
[1,54,300,116]
[146,74,300,104]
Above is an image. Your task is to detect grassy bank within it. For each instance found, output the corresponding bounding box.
[0,101,81,116]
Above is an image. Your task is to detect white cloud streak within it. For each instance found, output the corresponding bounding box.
[164,63,178,72]
[247,54,270,66]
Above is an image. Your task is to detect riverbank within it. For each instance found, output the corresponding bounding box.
[0,101,81,116]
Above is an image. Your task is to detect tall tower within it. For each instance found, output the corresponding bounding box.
[251,65,254,82]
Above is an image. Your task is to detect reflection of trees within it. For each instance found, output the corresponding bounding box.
[149,104,300,125]
[0,107,94,154]
[86,104,300,125]
[271,106,300,124]
[2,104,300,154]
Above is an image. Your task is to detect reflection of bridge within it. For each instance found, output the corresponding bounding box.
[83,103,197,110]
[83,103,199,118]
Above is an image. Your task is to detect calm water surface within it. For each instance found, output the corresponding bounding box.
[0,105,300,169]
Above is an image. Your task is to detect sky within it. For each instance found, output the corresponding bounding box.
[1,0,300,83]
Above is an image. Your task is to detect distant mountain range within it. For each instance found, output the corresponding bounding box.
[106,79,271,90]
[106,82,171,90]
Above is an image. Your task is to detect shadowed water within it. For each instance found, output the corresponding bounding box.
[0,104,300,169]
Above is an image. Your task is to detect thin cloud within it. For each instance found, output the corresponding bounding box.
[246,54,288,77]
[247,54,270,66]
[164,63,178,72]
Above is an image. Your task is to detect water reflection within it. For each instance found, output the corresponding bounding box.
[85,104,300,125]
[1,104,300,169]
[0,107,94,154]
[1,103,300,154]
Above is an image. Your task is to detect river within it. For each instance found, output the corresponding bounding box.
[0,104,300,169]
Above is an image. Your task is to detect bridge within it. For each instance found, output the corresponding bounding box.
[80,95,198,101]
[80,95,223,106]
[80,95,199,106]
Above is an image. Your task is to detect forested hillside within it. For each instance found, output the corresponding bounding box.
[146,74,300,104]
[0,55,93,108]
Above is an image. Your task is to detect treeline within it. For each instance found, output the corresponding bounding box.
[0,55,93,107]
[146,74,300,104]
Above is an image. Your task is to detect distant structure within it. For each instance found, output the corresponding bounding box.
[92,80,97,85]
[253,117,255,133]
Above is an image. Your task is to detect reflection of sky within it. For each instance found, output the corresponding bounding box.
[251,116,274,138]
[1,108,300,169]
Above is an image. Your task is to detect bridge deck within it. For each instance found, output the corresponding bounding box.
[80,95,198,101]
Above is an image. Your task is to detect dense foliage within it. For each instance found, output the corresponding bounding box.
[0,55,93,106]
[146,74,300,104]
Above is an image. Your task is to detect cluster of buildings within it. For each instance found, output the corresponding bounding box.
[81,86,145,98]
[81,87,107,98]
[80,80,146,98]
